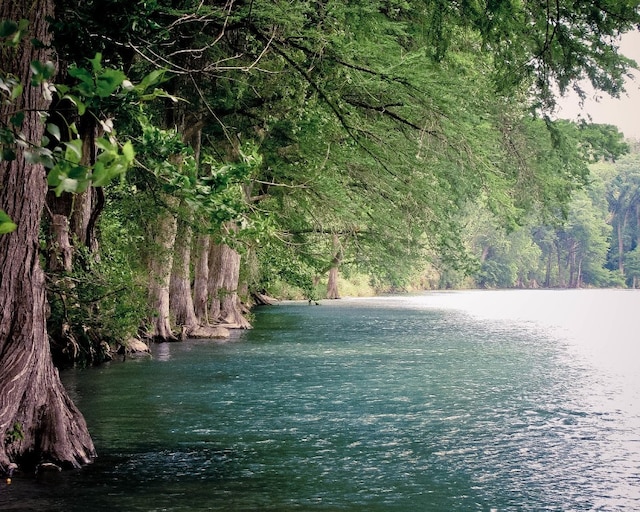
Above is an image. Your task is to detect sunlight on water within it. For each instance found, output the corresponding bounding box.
[389,289,640,374]
[383,289,640,510]
[390,290,640,410]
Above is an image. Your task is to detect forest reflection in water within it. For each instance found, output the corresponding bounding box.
[1,289,639,511]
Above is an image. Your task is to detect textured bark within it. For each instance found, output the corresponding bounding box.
[147,198,179,341]
[44,118,104,366]
[193,234,210,324]
[326,265,340,299]
[555,241,566,288]
[208,232,251,329]
[207,242,224,323]
[169,209,199,331]
[169,122,201,334]
[48,213,74,272]
[71,187,104,257]
[71,116,103,255]
[45,191,74,271]
[0,0,95,473]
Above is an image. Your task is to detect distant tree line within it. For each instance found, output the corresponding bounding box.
[458,134,640,289]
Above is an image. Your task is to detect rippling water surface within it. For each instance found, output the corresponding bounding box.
[2,289,639,511]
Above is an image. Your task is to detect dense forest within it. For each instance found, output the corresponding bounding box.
[2,0,640,473]
[453,140,640,289]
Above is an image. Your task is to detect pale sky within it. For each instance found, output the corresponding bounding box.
[556,31,640,140]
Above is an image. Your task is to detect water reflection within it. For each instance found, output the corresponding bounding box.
[154,341,172,362]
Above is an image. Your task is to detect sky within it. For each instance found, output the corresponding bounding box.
[556,31,640,140]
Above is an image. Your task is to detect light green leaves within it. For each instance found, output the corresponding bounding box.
[46,136,135,196]
[29,60,55,86]
[92,138,135,187]
[66,53,127,99]
[0,46,167,203]
[0,210,17,234]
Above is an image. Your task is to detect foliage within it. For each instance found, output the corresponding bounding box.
[46,200,152,366]
[0,210,16,234]
[603,153,640,283]
[1,48,137,192]
[1,14,173,230]
[3,422,24,447]
[129,116,261,233]
[5,0,640,351]
[461,134,638,289]
[578,123,630,162]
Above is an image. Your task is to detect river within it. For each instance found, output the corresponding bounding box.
[1,289,639,511]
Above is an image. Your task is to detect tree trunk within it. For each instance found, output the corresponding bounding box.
[168,121,201,335]
[147,198,179,341]
[208,230,251,329]
[326,234,342,299]
[555,241,566,288]
[45,107,103,270]
[47,211,74,272]
[326,266,340,299]
[193,234,210,324]
[169,207,199,332]
[568,240,577,288]
[636,203,640,256]
[71,187,104,258]
[618,213,627,274]
[0,0,95,473]
[544,250,552,288]
[576,257,583,288]
[70,116,103,257]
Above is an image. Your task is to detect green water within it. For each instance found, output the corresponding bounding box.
[2,290,639,511]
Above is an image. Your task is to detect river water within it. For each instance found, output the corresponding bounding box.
[1,289,639,511]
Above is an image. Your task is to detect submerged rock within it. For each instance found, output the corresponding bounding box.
[183,325,230,340]
[119,338,151,356]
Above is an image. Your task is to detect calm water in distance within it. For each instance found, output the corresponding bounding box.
[1,289,639,511]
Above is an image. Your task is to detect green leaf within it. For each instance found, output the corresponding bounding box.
[10,82,23,100]
[29,60,55,86]
[67,66,95,97]
[47,167,64,187]
[46,123,61,142]
[91,162,109,187]
[95,69,126,98]
[95,137,116,152]
[61,94,87,116]
[0,20,19,38]
[10,111,24,127]
[74,179,91,194]
[57,178,79,194]
[122,141,135,163]
[140,88,180,103]
[0,210,17,235]
[68,66,93,84]
[0,148,16,161]
[64,139,83,164]
[67,164,88,180]
[88,53,103,73]
[25,147,54,168]
[137,69,167,91]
